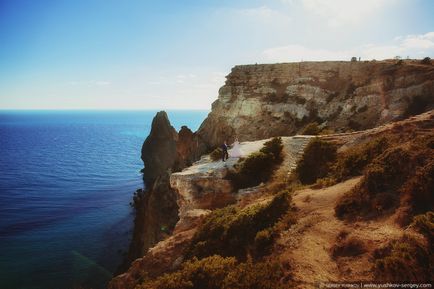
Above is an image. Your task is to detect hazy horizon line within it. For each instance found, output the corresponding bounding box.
[0,108,211,111]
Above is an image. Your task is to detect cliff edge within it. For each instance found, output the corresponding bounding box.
[197,60,434,149]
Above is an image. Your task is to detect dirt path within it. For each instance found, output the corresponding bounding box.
[274,177,403,288]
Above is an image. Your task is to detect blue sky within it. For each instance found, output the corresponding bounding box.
[1,0,433,109]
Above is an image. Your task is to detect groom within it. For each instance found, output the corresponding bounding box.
[221,141,229,162]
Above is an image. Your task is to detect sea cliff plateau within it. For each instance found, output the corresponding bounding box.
[111,60,434,289]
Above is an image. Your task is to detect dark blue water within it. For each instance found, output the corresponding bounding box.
[0,110,208,289]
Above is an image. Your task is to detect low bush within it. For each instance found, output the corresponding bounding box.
[136,255,286,289]
[411,211,434,243]
[227,137,283,190]
[400,160,434,217]
[421,57,431,65]
[253,228,275,258]
[222,259,286,289]
[312,177,337,189]
[335,139,433,220]
[331,236,366,258]
[332,137,388,181]
[210,147,223,161]
[260,137,284,161]
[373,234,432,282]
[300,122,321,135]
[296,138,337,184]
[187,191,291,260]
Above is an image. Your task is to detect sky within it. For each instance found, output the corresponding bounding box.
[0,0,433,110]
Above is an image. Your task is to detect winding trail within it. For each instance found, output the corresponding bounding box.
[273,178,403,288]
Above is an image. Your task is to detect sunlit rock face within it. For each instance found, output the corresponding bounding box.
[170,139,267,233]
[197,61,434,150]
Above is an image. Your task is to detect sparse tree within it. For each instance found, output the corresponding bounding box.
[421,57,431,65]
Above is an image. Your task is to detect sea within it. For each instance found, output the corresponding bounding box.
[0,110,209,289]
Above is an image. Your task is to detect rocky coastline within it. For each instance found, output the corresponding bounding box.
[111,60,434,288]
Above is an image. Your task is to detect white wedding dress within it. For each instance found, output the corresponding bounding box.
[229,140,243,158]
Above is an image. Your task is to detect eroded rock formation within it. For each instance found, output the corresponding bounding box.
[197,61,434,150]
[114,60,434,286]
[123,111,203,270]
[141,111,178,184]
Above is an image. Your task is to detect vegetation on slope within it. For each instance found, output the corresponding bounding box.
[335,132,433,223]
[186,191,292,260]
[135,255,286,289]
[373,234,433,282]
[295,138,337,185]
[226,137,283,190]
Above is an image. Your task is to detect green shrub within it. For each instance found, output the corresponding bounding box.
[400,160,434,216]
[260,137,284,161]
[335,141,433,220]
[332,137,388,181]
[300,122,321,135]
[362,146,424,194]
[136,256,286,289]
[312,177,337,189]
[227,137,283,190]
[136,255,237,289]
[421,57,431,65]
[187,191,291,260]
[222,260,286,289]
[334,190,363,219]
[253,228,275,258]
[373,234,432,282]
[210,147,223,161]
[331,236,366,258]
[296,138,337,184]
[411,212,434,243]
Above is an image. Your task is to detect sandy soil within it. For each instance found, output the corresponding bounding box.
[273,178,404,288]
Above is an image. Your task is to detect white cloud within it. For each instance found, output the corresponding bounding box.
[260,32,434,62]
[295,0,397,27]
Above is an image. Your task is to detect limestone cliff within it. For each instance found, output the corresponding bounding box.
[197,60,434,149]
[141,111,178,184]
[114,60,434,286]
[123,112,201,269]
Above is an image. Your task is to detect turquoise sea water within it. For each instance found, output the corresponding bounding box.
[0,110,208,289]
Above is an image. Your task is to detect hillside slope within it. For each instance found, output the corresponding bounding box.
[110,110,433,289]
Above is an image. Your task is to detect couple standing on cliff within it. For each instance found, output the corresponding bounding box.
[221,138,243,162]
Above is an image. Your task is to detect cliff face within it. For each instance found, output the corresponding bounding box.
[197,61,434,149]
[141,111,178,184]
[115,60,434,286]
[122,112,180,269]
[123,112,201,269]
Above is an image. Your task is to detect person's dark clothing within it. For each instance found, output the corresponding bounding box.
[221,143,229,162]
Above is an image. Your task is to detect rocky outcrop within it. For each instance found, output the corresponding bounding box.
[174,126,200,170]
[170,139,268,232]
[123,112,203,270]
[197,61,434,150]
[122,112,181,269]
[141,111,178,184]
[109,139,273,289]
[121,173,179,270]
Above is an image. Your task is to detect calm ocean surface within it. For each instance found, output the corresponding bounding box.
[0,110,208,289]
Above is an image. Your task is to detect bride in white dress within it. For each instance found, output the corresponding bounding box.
[229,138,243,158]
